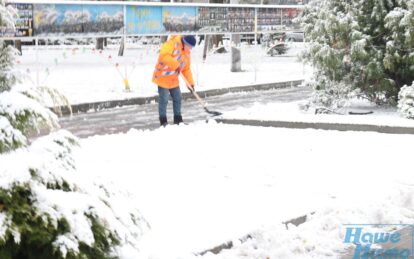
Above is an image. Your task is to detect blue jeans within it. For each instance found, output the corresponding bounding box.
[158,86,182,118]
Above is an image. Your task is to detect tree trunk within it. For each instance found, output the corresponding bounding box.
[202,35,209,62]
[231,34,242,72]
[160,36,168,43]
[96,38,104,50]
[118,38,125,57]
[211,35,223,48]
[15,40,22,55]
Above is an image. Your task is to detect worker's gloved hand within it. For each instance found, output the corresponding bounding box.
[175,67,181,74]
[187,85,195,92]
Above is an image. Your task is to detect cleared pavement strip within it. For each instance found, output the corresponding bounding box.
[59,86,311,137]
[215,119,414,135]
[57,80,304,115]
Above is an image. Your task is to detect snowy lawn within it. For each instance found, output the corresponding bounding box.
[74,121,414,258]
[14,41,309,105]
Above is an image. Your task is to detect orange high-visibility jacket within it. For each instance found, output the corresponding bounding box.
[152,36,195,89]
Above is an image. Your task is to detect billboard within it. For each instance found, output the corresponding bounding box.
[82,5,123,34]
[33,4,123,36]
[13,3,34,37]
[196,7,228,33]
[1,3,33,37]
[162,6,196,33]
[282,8,301,29]
[126,6,162,34]
[34,4,84,34]
[1,2,304,37]
[228,7,254,32]
[257,8,282,32]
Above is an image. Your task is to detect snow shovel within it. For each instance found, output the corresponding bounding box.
[180,75,223,116]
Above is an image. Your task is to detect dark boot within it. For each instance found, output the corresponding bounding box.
[159,116,168,127]
[173,115,183,125]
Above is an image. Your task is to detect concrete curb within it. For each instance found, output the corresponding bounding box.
[215,119,414,135]
[56,80,304,115]
[197,212,313,256]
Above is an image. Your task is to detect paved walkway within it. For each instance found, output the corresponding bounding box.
[60,83,414,137]
[59,80,303,115]
[60,81,310,137]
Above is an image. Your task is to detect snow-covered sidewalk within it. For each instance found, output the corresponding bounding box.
[74,121,414,259]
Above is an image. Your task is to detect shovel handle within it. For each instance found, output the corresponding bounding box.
[179,74,222,116]
[180,75,204,104]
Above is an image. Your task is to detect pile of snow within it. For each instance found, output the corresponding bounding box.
[195,184,414,259]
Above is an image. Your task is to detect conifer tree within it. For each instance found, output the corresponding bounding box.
[300,0,414,108]
[0,0,17,92]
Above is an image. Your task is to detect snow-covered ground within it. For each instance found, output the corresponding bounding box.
[16,40,414,128]
[75,121,414,259]
[15,41,309,105]
[11,41,414,258]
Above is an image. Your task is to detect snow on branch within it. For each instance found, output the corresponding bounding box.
[0,130,149,258]
[0,90,59,138]
[398,82,414,119]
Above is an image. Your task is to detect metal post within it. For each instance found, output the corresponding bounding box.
[123,5,127,33]
[303,32,306,77]
[254,8,258,83]
[280,8,283,27]
[254,8,257,42]
[35,37,39,87]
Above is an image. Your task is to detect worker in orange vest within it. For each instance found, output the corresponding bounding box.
[152,35,196,126]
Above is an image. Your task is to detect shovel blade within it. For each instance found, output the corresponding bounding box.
[204,108,223,116]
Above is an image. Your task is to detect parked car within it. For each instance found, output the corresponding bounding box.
[285,31,304,42]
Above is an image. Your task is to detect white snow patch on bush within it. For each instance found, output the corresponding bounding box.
[398,82,414,119]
